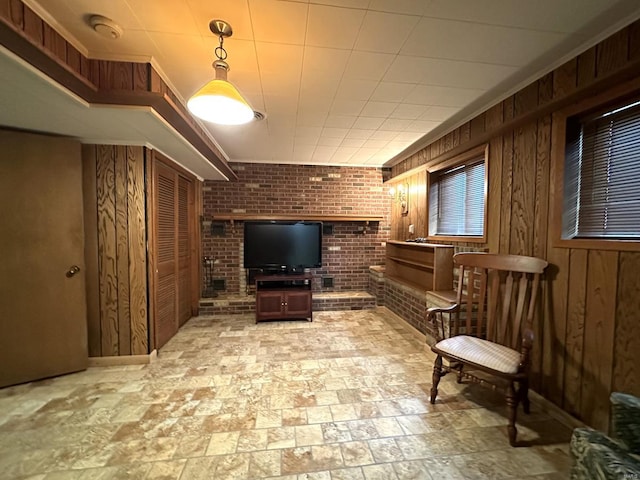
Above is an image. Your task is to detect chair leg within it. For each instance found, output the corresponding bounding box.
[506,382,519,447]
[457,364,464,384]
[430,355,443,404]
[520,379,530,414]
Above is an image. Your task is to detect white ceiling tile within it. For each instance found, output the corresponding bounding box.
[321,127,349,139]
[372,130,402,140]
[355,11,420,54]
[394,131,424,142]
[363,138,389,149]
[317,136,344,146]
[401,17,568,66]
[293,146,315,161]
[310,0,370,9]
[352,117,385,129]
[329,99,366,116]
[324,115,357,128]
[126,0,199,34]
[65,0,140,29]
[346,129,375,139]
[404,85,485,107]
[368,0,428,15]
[419,106,461,121]
[331,147,358,162]
[385,55,519,89]
[335,79,379,100]
[360,101,397,117]
[343,51,395,81]
[298,112,328,127]
[405,120,440,133]
[249,0,308,44]
[255,42,303,74]
[341,138,366,148]
[423,0,627,34]
[186,0,254,39]
[296,126,323,137]
[390,104,428,120]
[351,147,378,161]
[312,145,338,158]
[295,136,319,147]
[370,82,414,102]
[307,4,366,49]
[380,118,412,130]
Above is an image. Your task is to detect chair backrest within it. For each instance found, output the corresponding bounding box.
[452,253,548,350]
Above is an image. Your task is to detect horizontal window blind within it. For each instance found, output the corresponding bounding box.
[563,100,640,239]
[429,160,485,236]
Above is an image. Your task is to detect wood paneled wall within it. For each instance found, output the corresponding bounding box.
[388,21,640,431]
[82,145,148,357]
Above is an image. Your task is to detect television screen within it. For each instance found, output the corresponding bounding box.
[244,221,322,270]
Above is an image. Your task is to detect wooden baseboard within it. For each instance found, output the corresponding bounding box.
[528,389,586,430]
[88,349,157,367]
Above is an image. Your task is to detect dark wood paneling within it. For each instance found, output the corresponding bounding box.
[115,146,131,356]
[596,27,629,77]
[581,250,618,432]
[612,252,640,396]
[127,147,148,355]
[387,19,640,430]
[22,5,41,45]
[96,145,118,356]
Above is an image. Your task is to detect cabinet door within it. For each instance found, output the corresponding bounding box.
[285,291,312,318]
[256,291,285,320]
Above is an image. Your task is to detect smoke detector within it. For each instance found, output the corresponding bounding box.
[89,15,123,40]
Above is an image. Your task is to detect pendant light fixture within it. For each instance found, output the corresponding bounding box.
[187,20,254,126]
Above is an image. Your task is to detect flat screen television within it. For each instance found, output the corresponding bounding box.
[244,221,322,272]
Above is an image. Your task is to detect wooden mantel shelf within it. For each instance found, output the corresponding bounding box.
[210,214,383,223]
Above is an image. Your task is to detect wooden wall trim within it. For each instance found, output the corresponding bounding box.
[0,5,237,182]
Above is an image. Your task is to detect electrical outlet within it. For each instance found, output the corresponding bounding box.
[408,224,415,234]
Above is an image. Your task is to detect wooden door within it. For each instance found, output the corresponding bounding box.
[152,157,195,348]
[177,176,192,326]
[154,161,178,348]
[0,130,88,387]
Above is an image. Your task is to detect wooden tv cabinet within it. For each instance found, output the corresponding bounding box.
[255,274,312,323]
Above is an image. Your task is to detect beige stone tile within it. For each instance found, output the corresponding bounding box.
[392,460,435,479]
[295,424,325,446]
[306,406,333,424]
[256,409,283,428]
[205,431,240,455]
[330,404,358,422]
[362,463,398,480]
[213,453,251,479]
[0,310,572,480]
[367,438,404,463]
[329,467,365,480]
[340,441,374,467]
[268,426,296,449]
[249,450,281,477]
[283,407,309,426]
[321,422,352,443]
[237,429,268,452]
[145,459,187,479]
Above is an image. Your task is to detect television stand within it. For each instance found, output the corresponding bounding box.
[255,273,312,323]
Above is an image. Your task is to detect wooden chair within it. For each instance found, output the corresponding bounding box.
[426,252,548,446]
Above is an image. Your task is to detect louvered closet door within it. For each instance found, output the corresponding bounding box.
[155,162,178,348]
[177,176,192,326]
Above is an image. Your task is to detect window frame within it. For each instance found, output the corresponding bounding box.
[551,79,640,252]
[426,144,489,244]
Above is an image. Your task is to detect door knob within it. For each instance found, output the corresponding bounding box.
[66,265,81,277]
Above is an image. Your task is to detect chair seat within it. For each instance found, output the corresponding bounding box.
[434,335,521,374]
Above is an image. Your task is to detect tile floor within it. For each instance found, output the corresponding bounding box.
[0,308,573,479]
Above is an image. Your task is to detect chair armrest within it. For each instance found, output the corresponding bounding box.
[425,304,459,342]
[611,392,640,454]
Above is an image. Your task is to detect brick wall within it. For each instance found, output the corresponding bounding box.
[202,163,390,295]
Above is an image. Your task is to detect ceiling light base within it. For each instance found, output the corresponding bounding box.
[209,20,233,38]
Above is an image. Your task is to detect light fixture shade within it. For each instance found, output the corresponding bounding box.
[187,79,254,126]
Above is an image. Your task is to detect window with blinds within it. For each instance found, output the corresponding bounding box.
[428,158,485,237]
[562,99,640,239]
